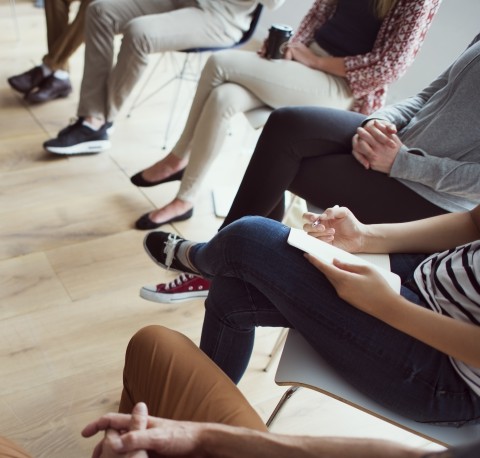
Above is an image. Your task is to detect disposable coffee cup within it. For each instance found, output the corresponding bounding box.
[266,24,293,60]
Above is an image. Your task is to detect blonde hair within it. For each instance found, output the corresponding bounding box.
[372,0,398,19]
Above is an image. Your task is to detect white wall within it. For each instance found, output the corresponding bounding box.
[257,0,480,102]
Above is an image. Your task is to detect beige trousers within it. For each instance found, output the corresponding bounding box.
[0,326,265,457]
[43,0,92,72]
[171,44,354,203]
[78,0,245,121]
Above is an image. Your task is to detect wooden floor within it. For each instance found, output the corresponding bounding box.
[0,2,443,457]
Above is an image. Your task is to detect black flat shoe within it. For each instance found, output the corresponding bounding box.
[135,208,194,230]
[130,167,185,187]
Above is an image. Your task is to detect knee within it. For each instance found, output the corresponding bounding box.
[264,106,308,136]
[126,325,172,362]
[205,50,237,72]
[200,50,237,84]
[126,325,196,366]
[122,19,151,56]
[219,215,266,239]
[86,0,114,29]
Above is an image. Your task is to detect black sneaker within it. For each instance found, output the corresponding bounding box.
[25,74,73,104]
[143,231,198,274]
[43,119,111,155]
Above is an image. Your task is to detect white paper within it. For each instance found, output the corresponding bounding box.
[287,228,401,293]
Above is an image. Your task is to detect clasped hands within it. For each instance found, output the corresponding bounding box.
[352,119,403,174]
[82,402,206,458]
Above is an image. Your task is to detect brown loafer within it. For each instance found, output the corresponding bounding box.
[7,66,46,94]
[25,74,72,104]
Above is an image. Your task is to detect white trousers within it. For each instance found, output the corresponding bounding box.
[171,44,354,203]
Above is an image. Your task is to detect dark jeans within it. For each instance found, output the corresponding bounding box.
[192,216,480,425]
[220,106,447,229]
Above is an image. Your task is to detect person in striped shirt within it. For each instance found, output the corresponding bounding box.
[142,203,480,425]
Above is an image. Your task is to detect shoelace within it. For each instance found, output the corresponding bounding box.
[163,233,182,269]
[164,273,196,291]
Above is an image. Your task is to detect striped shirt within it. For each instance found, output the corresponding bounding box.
[414,240,480,396]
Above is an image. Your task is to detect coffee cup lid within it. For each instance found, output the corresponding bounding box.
[270,24,293,32]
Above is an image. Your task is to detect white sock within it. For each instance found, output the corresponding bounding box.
[53,69,70,80]
[82,120,102,131]
[40,64,52,78]
[176,241,200,274]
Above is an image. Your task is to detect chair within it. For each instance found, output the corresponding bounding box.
[126,4,264,149]
[267,329,480,447]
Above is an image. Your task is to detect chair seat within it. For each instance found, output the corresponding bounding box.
[274,329,480,447]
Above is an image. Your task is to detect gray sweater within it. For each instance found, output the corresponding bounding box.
[368,33,480,212]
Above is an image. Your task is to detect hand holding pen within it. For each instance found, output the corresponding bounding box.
[302,205,365,253]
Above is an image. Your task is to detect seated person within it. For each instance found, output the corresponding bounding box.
[8,0,92,103]
[141,203,480,428]
[2,326,479,456]
[142,30,480,303]
[42,0,284,155]
[220,31,480,229]
[128,0,441,229]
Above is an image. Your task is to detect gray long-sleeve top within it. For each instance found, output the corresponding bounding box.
[367,34,480,212]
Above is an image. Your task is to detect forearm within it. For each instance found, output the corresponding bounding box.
[374,294,480,369]
[390,150,480,201]
[359,208,480,254]
[310,55,346,77]
[202,425,424,458]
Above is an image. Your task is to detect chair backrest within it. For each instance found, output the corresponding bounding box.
[184,4,263,53]
[273,329,480,447]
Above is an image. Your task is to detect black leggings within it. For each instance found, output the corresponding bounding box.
[220,106,447,229]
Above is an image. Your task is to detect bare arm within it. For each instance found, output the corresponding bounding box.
[308,257,480,370]
[83,411,425,458]
[304,205,480,254]
[204,427,423,458]
[362,205,480,254]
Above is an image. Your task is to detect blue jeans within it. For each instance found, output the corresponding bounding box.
[190,216,480,425]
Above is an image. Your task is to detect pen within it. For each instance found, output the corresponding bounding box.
[312,205,339,228]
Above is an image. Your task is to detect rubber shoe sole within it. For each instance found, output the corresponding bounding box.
[45,139,111,155]
[140,285,209,303]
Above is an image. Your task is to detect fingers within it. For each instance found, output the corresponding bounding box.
[332,259,371,275]
[357,125,397,148]
[91,440,104,458]
[104,429,123,452]
[373,119,397,134]
[129,403,148,432]
[352,137,370,169]
[82,413,132,438]
[306,255,371,283]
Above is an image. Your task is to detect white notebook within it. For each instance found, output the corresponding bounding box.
[287,228,401,293]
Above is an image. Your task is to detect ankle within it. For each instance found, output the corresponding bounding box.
[84,116,105,130]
